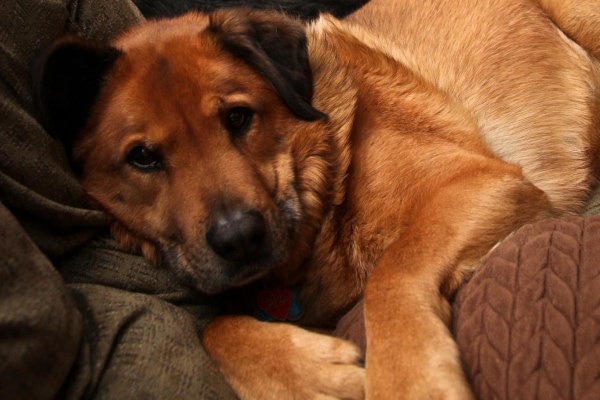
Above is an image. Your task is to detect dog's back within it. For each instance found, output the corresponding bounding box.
[345,0,600,213]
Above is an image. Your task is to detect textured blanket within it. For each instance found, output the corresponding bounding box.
[454,215,600,400]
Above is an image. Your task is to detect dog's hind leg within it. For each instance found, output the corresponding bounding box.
[535,0,600,59]
[363,163,553,400]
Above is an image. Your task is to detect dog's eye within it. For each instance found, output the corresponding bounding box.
[126,146,162,171]
[224,107,253,136]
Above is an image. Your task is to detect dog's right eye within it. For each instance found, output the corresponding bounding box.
[126,146,163,171]
[224,107,253,137]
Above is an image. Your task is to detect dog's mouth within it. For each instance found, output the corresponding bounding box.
[161,244,277,295]
[160,195,302,295]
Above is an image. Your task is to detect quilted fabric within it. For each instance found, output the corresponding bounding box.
[453,215,600,400]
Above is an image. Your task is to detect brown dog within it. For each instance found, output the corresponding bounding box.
[34,0,600,398]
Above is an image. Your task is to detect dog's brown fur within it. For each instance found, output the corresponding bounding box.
[35,0,600,398]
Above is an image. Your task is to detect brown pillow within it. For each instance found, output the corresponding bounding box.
[454,215,600,400]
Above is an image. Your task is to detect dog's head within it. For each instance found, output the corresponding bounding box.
[33,10,327,294]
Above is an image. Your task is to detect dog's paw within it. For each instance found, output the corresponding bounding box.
[281,324,365,400]
[203,316,365,400]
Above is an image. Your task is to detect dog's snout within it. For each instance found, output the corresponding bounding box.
[206,209,267,263]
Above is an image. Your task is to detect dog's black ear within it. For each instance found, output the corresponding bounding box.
[208,10,326,121]
[33,35,120,149]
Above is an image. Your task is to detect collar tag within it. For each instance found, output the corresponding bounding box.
[254,285,305,322]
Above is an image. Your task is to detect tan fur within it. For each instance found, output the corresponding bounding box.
[61,1,600,399]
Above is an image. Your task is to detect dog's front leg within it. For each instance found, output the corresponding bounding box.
[364,169,553,399]
[202,315,365,400]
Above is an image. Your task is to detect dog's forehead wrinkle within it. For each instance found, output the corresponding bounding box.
[144,50,246,107]
[153,54,172,80]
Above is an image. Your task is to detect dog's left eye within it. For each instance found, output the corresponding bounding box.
[224,107,253,136]
[126,146,163,171]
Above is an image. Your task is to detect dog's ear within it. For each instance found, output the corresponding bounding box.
[33,35,120,149]
[208,10,327,121]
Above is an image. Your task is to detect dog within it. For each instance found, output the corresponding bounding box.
[34,0,600,398]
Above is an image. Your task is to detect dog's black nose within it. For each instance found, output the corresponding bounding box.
[206,209,267,263]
